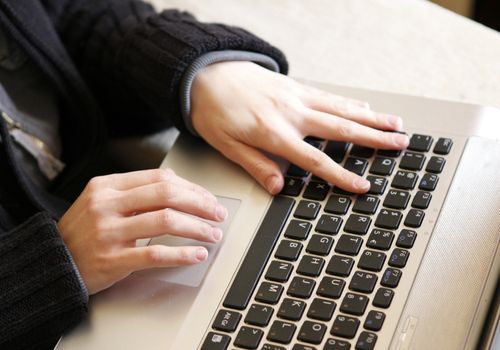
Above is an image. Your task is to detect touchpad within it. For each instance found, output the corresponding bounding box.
[135,196,241,287]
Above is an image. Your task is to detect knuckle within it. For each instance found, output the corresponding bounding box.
[158,168,175,182]
[146,246,165,265]
[337,121,354,139]
[157,209,173,228]
[86,176,104,191]
[175,248,192,264]
[305,149,325,170]
[156,181,176,200]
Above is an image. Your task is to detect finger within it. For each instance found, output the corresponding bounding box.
[116,208,223,242]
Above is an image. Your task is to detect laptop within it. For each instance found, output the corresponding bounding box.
[56,81,500,350]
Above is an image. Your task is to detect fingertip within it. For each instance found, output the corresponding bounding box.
[195,247,208,262]
[394,133,410,148]
[265,175,283,194]
[353,177,371,193]
[386,114,404,130]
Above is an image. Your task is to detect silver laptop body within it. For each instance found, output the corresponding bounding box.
[56,82,500,350]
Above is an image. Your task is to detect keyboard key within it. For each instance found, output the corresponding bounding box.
[315,214,343,235]
[267,321,296,344]
[366,229,394,250]
[317,277,346,299]
[324,338,351,350]
[287,164,309,178]
[331,315,360,339]
[433,137,453,155]
[355,331,377,350]
[366,175,387,195]
[305,137,323,149]
[325,140,349,163]
[353,195,380,214]
[383,189,410,209]
[344,214,371,235]
[306,234,334,256]
[307,298,336,321]
[372,288,394,308]
[281,177,305,197]
[256,282,283,304]
[396,229,417,248]
[349,271,378,293]
[350,145,374,158]
[399,151,426,171]
[426,156,446,173]
[344,157,368,176]
[412,191,432,209]
[275,240,303,261]
[340,293,369,316]
[375,209,402,230]
[369,157,396,175]
[298,321,327,344]
[357,250,386,272]
[288,277,316,299]
[381,268,402,288]
[303,181,331,201]
[391,170,418,190]
[245,304,274,326]
[408,134,433,152]
[285,220,312,240]
[419,173,439,191]
[325,195,351,215]
[326,255,354,277]
[332,186,354,196]
[277,298,306,321]
[389,248,410,268]
[364,311,385,331]
[335,234,363,256]
[404,209,425,228]
[202,332,231,350]
[262,344,286,350]
[294,200,321,220]
[213,309,241,332]
[297,255,325,277]
[292,345,316,350]
[234,326,263,349]
[265,260,293,282]
[377,149,401,157]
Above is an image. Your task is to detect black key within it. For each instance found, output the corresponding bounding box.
[419,173,439,191]
[265,260,294,282]
[331,315,360,339]
[350,145,374,158]
[317,277,345,299]
[288,277,316,299]
[292,345,317,350]
[366,175,388,195]
[202,332,231,350]
[366,229,394,251]
[234,326,263,349]
[245,304,274,326]
[381,268,402,288]
[287,164,309,178]
[325,140,349,163]
[340,293,369,316]
[262,344,286,350]
[383,189,410,209]
[332,186,354,196]
[375,209,402,230]
[275,240,303,261]
[433,137,453,155]
[307,298,336,321]
[377,149,401,157]
[325,195,351,215]
[357,250,386,272]
[298,321,327,344]
[344,214,371,235]
[306,234,334,256]
[326,255,354,277]
[223,196,294,310]
[297,255,325,277]
[399,152,426,171]
[305,137,323,149]
[213,309,242,332]
[335,234,363,256]
[256,282,283,304]
[349,271,378,293]
[277,298,306,321]
[285,220,312,240]
[267,320,296,344]
[303,181,331,201]
[295,200,321,220]
[315,215,343,235]
[353,195,380,214]
[364,311,385,331]
[426,156,446,173]
[396,229,417,248]
[324,338,351,350]
[412,191,432,209]
[369,157,395,176]
[408,134,433,152]
[391,170,418,190]
[404,209,425,228]
[281,177,305,197]
[373,288,394,308]
[344,157,368,176]
[355,331,377,350]
[389,248,410,268]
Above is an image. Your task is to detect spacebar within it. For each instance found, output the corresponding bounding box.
[223,196,295,310]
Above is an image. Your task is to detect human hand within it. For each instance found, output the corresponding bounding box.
[191,61,409,194]
[58,169,227,294]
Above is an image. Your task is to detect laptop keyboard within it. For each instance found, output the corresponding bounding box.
[202,134,455,350]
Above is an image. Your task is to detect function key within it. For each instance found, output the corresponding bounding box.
[363,310,385,331]
[357,250,387,272]
[366,175,387,195]
[325,195,351,215]
[355,331,377,350]
[267,320,296,344]
[408,134,433,152]
[294,200,321,220]
[372,287,395,308]
[412,191,432,209]
[381,268,402,288]
[353,195,380,214]
[404,209,425,228]
[297,255,325,277]
[317,276,345,299]
[377,149,401,157]
[335,234,364,256]
[201,332,231,350]
[391,170,419,190]
[331,315,360,339]
[303,181,331,201]
[340,293,369,316]
[344,214,372,235]
[234,326,264,349]
[369,157,396,176]
[281,177,305,197]
[375,209,403,230]
[265,260,293,282]
[367,229,394,251]
[256,282,283,304]
[315,214,343,235]
[419,173,439,191]
[389,248,410,268]
[344,157,368,176]
[326,255,354,277]
[399,152,426,171]
[306,234,334,256]
[396,229,417,248]
[284,220,312,240]
[383,189,410,210]
[350,145,375,158]
[298,320,327,344]
[433,137,453,155]
[277,298,306,321]
[288,277,316,299]
[325,140,349,163]
[245,304,274,326]
[426,156,446,173]
[212,309,242,332]
[275,240,303,261]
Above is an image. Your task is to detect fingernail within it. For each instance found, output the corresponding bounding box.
[265,175,282,194]
[387,115,403,129]
[212,227,223,241]
[195,248,208,262]
[394,133,410,148]
[354,177,370,191]
[216,204,227,221]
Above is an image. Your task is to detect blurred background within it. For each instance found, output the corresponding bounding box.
[432,0,499,31]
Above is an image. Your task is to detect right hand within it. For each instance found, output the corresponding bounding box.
[58,168,227,294]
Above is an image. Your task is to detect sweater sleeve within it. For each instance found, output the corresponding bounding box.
[41,0,289,136]
[0,212,88,350]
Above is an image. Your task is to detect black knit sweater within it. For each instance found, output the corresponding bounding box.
[0,1,287,348]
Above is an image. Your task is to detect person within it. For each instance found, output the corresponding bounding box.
[0,0,409,349]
